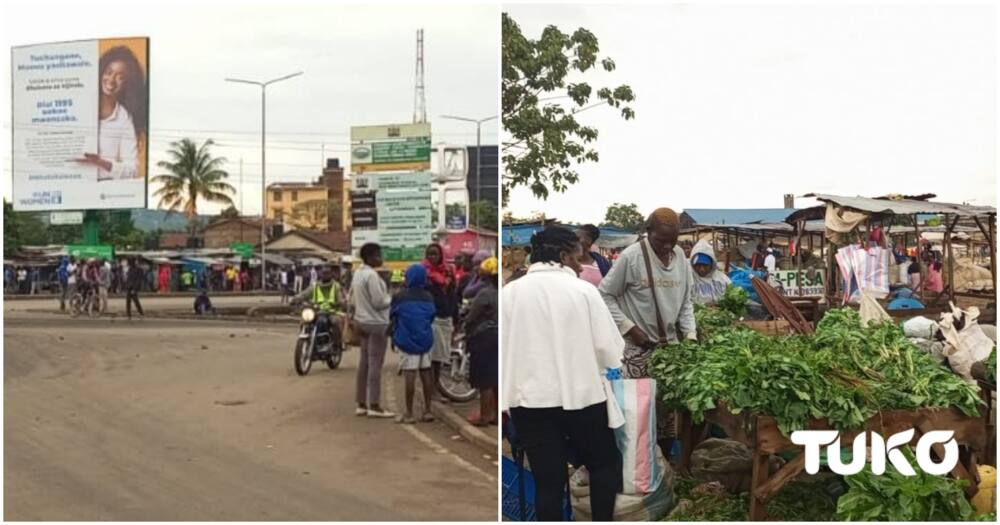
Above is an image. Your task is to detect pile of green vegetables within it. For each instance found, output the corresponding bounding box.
[650,307,982,435]
[665,475,840,521]
[835,447,975,521]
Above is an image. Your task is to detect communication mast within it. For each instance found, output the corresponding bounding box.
[413,28,427,124]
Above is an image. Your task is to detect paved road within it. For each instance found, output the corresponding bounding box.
[4,306,497,520]
[5,294,285,314]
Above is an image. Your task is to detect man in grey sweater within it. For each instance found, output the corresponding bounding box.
[598,207,697,378]
[599,207,696,460]
[348,243,395,419]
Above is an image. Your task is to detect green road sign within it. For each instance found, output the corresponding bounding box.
[371,137,431,164]
[67,244,114,260]
[230,242,255,258]
[382,246,426,262]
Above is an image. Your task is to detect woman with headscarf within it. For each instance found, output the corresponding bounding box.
[689,239,731,305]
[422,243,458,400]
[464,256,499,426]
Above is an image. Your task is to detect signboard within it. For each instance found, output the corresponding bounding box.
[773,269,826,297]
[50,211,84,225]
[67,244,113,260]
[230,242,255,258]
[350,172,432,261]
[12,38,150,212]
[350,123,431,173]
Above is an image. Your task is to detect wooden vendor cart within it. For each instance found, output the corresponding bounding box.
[677,404,988,521]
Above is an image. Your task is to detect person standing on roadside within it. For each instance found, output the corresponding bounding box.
[57,258,70,310]
[349,243,394,418]
[422,243,459,403]
[16,266,27,294]
[502,226,625,522]
[389,263,437,424]
[125,257,145,319]
[98,259,112,313]
[464,256,499,426]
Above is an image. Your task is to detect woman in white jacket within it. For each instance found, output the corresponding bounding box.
[502,225,625,521]
[689,239,732,305]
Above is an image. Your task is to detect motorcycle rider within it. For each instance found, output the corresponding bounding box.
[292,265,343,345]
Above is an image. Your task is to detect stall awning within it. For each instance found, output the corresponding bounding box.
[788,194,996,223]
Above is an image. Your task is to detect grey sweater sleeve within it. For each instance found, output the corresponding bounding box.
[678,262,697,338]
[598,250,637,336]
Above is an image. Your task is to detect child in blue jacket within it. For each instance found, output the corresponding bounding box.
[390,263,437,423]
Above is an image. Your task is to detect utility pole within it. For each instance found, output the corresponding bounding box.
[239,157,244,214]
[225,71,304,291]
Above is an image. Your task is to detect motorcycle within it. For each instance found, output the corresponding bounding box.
[293,303,344,376]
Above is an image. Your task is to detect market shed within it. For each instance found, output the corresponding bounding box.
[787,193,996,308]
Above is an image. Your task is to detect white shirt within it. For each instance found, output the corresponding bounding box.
[764,253,777,274]
[67,263,77,284]
[502,263,625,411]
[98,103,139,181]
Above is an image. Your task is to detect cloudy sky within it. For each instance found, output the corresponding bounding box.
[2,0,499,215]
[504,3,996,224]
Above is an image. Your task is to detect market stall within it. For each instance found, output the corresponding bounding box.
[785,194,996,313]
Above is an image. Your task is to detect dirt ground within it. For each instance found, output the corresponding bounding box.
[4,302,497,521]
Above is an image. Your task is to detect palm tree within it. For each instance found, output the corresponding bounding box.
[151,139,236,234]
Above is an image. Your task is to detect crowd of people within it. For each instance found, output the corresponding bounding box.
[503,207,743,521]
[331,242,498,425]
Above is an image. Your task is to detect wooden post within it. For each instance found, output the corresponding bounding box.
[945,214,959,303]
[749,415,770,521]
[973,215,997,294]
[913,216,925,298]
[795,220,804,297]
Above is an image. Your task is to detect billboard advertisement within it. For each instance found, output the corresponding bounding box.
[350,122,431,173]
[11,37,149,211]
[350,171,433,261]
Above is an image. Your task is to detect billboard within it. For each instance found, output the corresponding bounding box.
[350,171,433,261]
[11,37,150,211]
[773,269,826,297]
[350,122,431,173]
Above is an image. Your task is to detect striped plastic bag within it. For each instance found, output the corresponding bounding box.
[608,377,662,495]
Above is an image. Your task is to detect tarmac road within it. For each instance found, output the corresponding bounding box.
[3,306,497,521]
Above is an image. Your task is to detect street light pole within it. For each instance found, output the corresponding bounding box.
[439,114,497,247]
[225,71,303,291]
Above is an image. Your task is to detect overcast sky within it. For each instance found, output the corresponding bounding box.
[1,0,499,215]
[504,3,997,224]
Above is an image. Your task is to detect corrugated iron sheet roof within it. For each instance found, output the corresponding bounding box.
[802,194,995,218]
[682,208,799,225]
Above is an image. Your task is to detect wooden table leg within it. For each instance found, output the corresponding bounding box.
[749,451,771,521]
[679,411,694,475]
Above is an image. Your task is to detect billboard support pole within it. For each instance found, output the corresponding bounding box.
[83,210,99,245]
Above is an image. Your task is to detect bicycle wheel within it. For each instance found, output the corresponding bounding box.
[69,294,83,318]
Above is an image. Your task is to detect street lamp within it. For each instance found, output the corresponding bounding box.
[225,71,303,290]
[439,114,497,245]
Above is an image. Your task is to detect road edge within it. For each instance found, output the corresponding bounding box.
[429,400,497,454]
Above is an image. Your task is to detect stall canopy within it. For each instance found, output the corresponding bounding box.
[787,194,996,223]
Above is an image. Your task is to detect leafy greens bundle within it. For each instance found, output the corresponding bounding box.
[651,307,982,435]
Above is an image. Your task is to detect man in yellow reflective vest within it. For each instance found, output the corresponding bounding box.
[292,266,343,340]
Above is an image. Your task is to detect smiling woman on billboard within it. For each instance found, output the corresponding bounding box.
[73,44,147,181]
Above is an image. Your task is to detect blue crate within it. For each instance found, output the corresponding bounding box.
[501,455,573,521]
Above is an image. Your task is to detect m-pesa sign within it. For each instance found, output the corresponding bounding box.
[772,269,825,297]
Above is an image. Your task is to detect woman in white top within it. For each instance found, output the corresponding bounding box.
[502,226,625,521]
[75,46,146,181]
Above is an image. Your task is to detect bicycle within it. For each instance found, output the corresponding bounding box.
[69,285,100,318]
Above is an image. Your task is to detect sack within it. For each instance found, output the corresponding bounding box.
[903,316,938,339]
[939,304,995,383]
[690,438,785,494]
[859,291,891,326]
[570,449,676,521]
[608,377,661,494]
